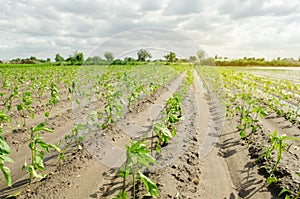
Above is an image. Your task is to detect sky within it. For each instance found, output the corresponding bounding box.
[0,0,299,60]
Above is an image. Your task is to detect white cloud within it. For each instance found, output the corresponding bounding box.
[0,0,299,60]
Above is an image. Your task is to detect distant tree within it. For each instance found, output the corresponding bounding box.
[75,52,84,65]
[46,58,51,62]
[137,49,152,61]
[200,58,215,66]
[124,57,135,62]
[30,56,36,60]
[11,58,21,63]
[197,50,205,60]
[164,52,177,62]
[189,56,197,62]
[111,59,123,65]
[67,51,84,65]
[55,54,64,62]
[85,56,105,65]
[104,52,114,61]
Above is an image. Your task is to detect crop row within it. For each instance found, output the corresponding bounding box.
[113,67,194,199]
[196,66,300,198]
[0,64,188,192]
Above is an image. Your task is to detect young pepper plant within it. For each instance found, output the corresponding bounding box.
[259,131,297,185]
[114,140,158,199]
[23,123,61,183]
[0,112,13,187]
[249,104,267,138]
[16,91,34,128]
[101,82,123,129]
[45,82,60,122]
[153,122,173,154]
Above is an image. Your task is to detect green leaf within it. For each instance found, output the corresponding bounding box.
[34,152,45,171]
[0,136,11,154]
[23,164,45,179]
[30,112,35,119]
[168,114,179,123]
[3,156,14,163]
[153,123,173,139]
[17,104,22,111]
[135,153,156,168]
[129,140,142,152]
[29,141,35,151]
[267,175,277,185]
[32,123,53,133]
[171,127,176,137]
[0,113,10,123]
[44,111,49,118]
[37,141,50,153]
[112,191,128,199]
[119,166,130,179]
[259,110,267,117]
[49,144,61,152]
[156,143,161,154]
[1,166,12,187]
[38,140,61,153]
[279,188,289,196]
[138,172,159,198]
[240,131,246,139]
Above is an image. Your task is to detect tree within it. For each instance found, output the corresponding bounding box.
[200,58,215,66]
[104,52,114,61]
[85,56,105,65]
[55,54,64,62]
[11,58,21,64]
[75,52,84,65]
[189,56,197,62]
[137,49,152,61]
[197,50,205,60]
[30,56,36,60]
[66,51,84,65]
[124,57,135,62]
[164,52,177,62]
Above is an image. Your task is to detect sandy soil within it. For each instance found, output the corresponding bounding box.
[1,69,294,199]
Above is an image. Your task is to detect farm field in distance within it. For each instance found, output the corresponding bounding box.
[0,63,300,199]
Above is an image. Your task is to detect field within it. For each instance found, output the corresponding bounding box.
[0,64,300,199]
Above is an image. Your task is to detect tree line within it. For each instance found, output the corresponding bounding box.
[2,49,300,66]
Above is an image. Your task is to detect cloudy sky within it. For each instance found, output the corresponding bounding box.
[0,0,299,60]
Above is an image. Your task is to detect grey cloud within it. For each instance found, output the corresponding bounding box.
[0,0,299,60]
[218,0,300,19]
[164,0,206,16]
[88,28,200,59]
[138,0,162,11]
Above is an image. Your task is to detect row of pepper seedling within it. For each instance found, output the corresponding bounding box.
[113,67,194,199]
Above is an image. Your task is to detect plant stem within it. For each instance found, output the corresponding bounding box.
[30,130,34,184]
[122,157,128,194]
[132,172,136,199]
[150,130,153,155]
